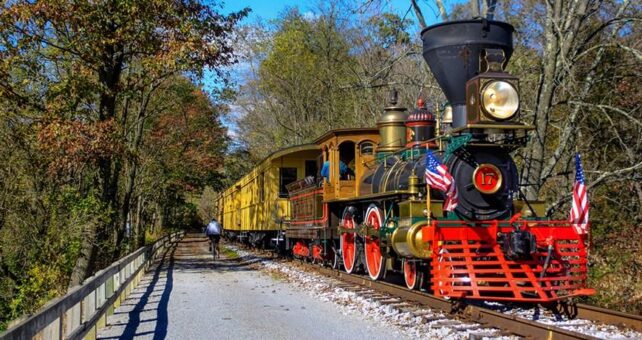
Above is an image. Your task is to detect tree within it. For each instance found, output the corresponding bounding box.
[0,1,247,328]
[235,3,440,161]
[0,0,247,284]
[233,9,356,158]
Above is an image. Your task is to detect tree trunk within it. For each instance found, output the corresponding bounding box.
[70,41,125,282]
[522,0,630,201]
[68,222,97,289]
[135,196,145,247]
[471,0,480,18]
[114,90,150,257]
[522,0,562,201]
[410,0,428,28]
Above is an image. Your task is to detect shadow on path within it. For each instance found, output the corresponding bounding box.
[97,235,262,339]
[97,244,176,340]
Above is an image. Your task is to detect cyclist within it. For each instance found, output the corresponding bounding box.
[205,218,222,259]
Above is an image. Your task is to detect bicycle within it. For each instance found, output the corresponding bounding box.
[209,235,221,260]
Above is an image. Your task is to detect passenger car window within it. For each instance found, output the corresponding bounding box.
[279,167,297,198]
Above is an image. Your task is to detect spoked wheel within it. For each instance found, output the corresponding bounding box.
[403,259,422,290]
[331,245,341,269]
[311,243,324,265]
[340,207,358,274]
[364,204,385,280]
[436,248,470,299]
[437,248,451,298]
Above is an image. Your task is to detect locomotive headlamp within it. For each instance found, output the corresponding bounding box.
[481,81,519,120]
[466,74,520,125]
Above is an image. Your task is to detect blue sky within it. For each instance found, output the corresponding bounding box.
[218,0,464,27]
[209,0,466,142]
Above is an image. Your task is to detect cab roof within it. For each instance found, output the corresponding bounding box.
[313,127,379,144]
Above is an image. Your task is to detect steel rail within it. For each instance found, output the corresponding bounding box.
[247,247,642,338]
[573,303,642,333]
[312,266,600,340]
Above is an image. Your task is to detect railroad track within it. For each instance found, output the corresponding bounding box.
[231,245,641,339]
[571,303,642,333]
[309,265,595,340]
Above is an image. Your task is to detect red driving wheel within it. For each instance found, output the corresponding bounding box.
[341,207,358,273]
[364,204,385,280]
[403,259,421,290]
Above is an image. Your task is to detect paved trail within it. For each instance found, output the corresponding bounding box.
[96,234,408,340]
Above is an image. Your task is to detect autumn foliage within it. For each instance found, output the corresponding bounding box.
[0,0,247,329]
[37,119,123,176]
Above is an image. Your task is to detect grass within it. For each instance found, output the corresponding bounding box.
[269,271,287,281]
[221,247,239,259]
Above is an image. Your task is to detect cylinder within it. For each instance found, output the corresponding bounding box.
[391,222,432,259]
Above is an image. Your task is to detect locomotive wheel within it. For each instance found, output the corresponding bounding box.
[436,248,470,298]
[312,243,324,265]
[437,248,452,298]
[403,259,422,290]
[332,245,341,269]
[364,204,385,280]
[340,207,358,274]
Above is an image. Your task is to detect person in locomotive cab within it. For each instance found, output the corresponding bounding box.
[320,160,352,181]
[320,161,330,181]
[339,160,353,180]
[205,218,222,252]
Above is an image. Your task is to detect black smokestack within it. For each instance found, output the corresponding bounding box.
[421,19,514,128]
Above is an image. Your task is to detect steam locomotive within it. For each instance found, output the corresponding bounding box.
[215,19,594,303]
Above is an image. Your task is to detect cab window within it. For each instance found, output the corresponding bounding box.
[279,167,297,198]
[338,141,355,180]
[359,141,374,155]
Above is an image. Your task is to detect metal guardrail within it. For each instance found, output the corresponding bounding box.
[0,231,184,340]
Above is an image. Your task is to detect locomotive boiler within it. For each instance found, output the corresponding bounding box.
[215,19,594,303]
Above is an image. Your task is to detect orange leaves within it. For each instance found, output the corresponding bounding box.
[142,78,227,189]
[36,118,123,176]
[616,80,641,110]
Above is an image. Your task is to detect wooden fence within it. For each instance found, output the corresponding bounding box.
[0,231,184,340]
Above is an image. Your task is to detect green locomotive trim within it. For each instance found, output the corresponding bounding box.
[323,190,410,203]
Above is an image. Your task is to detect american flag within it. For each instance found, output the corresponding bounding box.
[425,149,458,211]
[570,153,589,234]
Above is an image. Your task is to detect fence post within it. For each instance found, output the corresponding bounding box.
[105,276,115,316]
[0,232,184,340]
[96,283,106,329]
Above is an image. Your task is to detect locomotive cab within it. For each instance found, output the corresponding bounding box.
[314,128,380,200]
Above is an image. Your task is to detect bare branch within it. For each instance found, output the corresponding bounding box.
[545,161,642,215]
[485,0,498,20]
[411,0,428,28]
[538,0,632,186]
[432,0,449,22]
[618,44,642,62]
[569,101,642,128]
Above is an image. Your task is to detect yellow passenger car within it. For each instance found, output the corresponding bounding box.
[214,144,320,246]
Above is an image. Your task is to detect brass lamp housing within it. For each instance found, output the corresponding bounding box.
[377,89,408,154]
[466,73,520,124]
